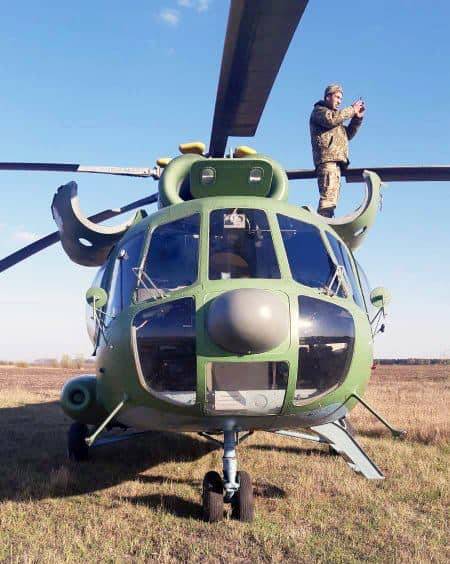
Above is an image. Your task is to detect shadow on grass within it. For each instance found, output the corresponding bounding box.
[139,474,286,501]
[253,482,286,499]
[0,400,217,507]
[138,474,200,487]
[249,444,331,457]
[125,494,203,520]
[356,428,390,440]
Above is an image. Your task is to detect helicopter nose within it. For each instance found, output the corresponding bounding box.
[207,289,289,354]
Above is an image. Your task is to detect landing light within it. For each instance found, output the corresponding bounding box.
[249,167,264,183]
[201,167,216,185]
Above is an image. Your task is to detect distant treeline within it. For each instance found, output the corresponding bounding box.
[375,358,450,365]
[1,357,448,368]
[0,354,95,369]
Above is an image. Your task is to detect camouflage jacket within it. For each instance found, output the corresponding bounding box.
[309,101,363,167]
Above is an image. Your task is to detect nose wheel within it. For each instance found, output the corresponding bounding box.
[202,471,224,523]
[201,431,255,522]
[230,471,254,522]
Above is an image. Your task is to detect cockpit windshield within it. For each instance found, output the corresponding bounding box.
[277,214,337,291]
[209,208,280,280]
[326,233,365,309]
[138,214,200,301]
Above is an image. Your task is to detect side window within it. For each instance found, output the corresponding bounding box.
[105,231,145,321]
[356,261,375,317]
[86,264,106,345]
[142,215,200,292]
[277,214,335,289]
[326,233,365,309]
[120,232,145,308]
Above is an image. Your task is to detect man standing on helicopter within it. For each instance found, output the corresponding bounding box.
[310,84,365,218]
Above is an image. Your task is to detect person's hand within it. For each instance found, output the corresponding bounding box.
[355,101,366,118]
[352,99,364,115]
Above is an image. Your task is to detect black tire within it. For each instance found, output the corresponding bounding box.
[68,422,90,461]
[202,471,224,523]
[231,470,254,522]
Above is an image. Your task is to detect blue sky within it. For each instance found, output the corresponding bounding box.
[0,0,449,360]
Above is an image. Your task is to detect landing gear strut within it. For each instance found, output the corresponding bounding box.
[201,430,254,522]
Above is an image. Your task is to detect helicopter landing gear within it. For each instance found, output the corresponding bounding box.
[67,422,89,461]
[202,471,224,523]
[230,470,254,522]
[329,417,355,455]
[201,430,255,522]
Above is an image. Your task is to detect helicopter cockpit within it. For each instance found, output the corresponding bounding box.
[86,202,371,415]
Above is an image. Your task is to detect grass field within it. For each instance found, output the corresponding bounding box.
[0,364,448,563]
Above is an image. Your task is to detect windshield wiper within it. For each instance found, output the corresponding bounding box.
[132,267,167,300]
[322,264,351,298]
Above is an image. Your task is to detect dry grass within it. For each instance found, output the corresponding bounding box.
[0,365,448,563]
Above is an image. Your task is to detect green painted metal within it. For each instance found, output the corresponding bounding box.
[60,375,108,425]
[85,287,108,308]
[370,286,391,309]
[190,159,273,198]
[330,170,384,251]
[85,395,128,447]
[63,156,384,434]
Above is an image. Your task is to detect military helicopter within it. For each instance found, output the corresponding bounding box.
[1,0,450,523]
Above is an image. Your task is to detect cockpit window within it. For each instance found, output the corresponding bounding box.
[209,208,280,280]
[294,296,355,404]
[326,233,365,309]
[105,231,145,322]
[133,297,196,406]
[277,214,336,290]
[86,264,106,345]
[356,261,375,316]
[139,214,200,299]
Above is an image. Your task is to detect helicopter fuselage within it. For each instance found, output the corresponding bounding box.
[63,191,374,434]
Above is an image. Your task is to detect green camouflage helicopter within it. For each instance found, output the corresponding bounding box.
[1,1,450,523]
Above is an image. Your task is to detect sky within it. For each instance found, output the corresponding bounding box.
[0,0,449,361]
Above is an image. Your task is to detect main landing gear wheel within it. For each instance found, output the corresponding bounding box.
[231,471,254,522]
[202,471,224,522]
[67,422,90,461]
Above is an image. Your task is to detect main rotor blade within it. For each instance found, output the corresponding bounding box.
[286,166,450,183]
[209,0,309,157]
[0,162,158,178]
[343,166,450,183]
[0,193,158,273]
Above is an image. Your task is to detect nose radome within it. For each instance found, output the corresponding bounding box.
[207,289,289,354]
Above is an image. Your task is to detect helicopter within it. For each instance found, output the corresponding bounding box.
[1,0,450,523]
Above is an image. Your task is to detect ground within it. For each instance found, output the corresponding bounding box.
[0,364,448,563]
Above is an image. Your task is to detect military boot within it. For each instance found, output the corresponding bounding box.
[318,207,335,218]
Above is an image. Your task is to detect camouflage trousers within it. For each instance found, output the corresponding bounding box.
[316,162,341,213]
